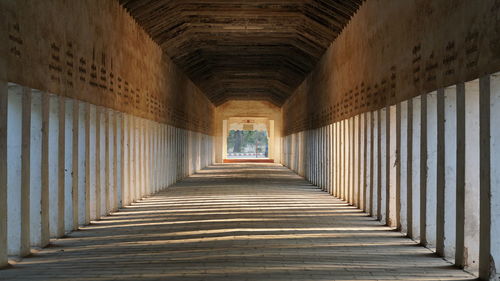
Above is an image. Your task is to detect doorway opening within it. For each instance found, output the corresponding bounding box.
[222,117,275,163]
[227,129,268,159]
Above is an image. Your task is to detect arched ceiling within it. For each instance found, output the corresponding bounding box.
[119,0,363,106]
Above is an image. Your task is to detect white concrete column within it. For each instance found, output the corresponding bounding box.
[324,126,328,190]
[395,104,401,229]
[198,132,202,170]
[87,105,96,219]
[341,120,347,201]
[443,85,457,259]
[353,116,359,206]
[316,128,318,186]
[104,109,110,212]
[100,109,108,214]
[386,106,392,225]
[372,110,379,218]
[157,124,161,190]
[156,123,159,186]
[168,125,172,183]
[298,132,302,175]
[166,125,171,187]
[314,128,317,185]
[154,122,159,191]
[71,100,79,230]
[48,94,60,237]
[30,91,43,246]
[179,129,183,179]
[84,103,91,224]
[322,127,326,189]
[181,129,189,175]
[377,109,384,221]
[306,130,309,180]
[482,72,500,280]
[336,125,340,198]
[388,104,399,228]
[112,112,118,210]
[154,123,159,192]
[358,113,366,212]
[479,75,492,280]
[362,113,369,212]
[348,118,354,204]
[7,84,23,255]
[307,131,310,182]
[146,120,152,192]
[329,126,332,193]
[56,96,65,236]
[171,126,175,183]
[367,111,374,216]
[436,88,446,256]
[411,96,421,241]
[167,125,174,187]
[130,117,136,201]
[464,80,480,273]
[400,101,409,234]
[0,79,6,266]
[95,107,102,218]
[419,92,428,246]
[121,114,128,206]
[77,102,86,225]
[139,118,145,197]
[158,123,162,191]
[341,123,346,199]
[188,130,192,175]
[314,130,318,186]
[20,87,31,257]
[175,128,179,181]
[335,122,340,198]
[184,130,188,177]
[311,129,315,184]
[315,128,319,185]
[320,127,324,189]
[63,100,73,230]
[332,124,338,196]
[144,120,150,195]
[425,91,438,247]
[323,131,326,190]
[116,113,122,207]
[302,133,306,177]
[40,92,50,246]
[185,130,188,177]
[405,99,414,238]
[174,127,178,181]
[134,117,140,198]
[318,127,322,187]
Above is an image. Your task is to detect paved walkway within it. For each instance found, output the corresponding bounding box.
[0,164,474,281]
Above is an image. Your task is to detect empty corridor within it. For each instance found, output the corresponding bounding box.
[0,164,473,281]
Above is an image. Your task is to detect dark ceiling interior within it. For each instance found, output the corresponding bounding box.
[119,0,363,106]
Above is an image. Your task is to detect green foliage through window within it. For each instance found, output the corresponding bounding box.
[227,130,268,154]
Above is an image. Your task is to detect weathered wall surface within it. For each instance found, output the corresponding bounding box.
[0,0,214,134]
[214,100,282,163]
[283,0,500,135]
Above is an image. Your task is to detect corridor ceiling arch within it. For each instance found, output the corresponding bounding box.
[119,0,363,106]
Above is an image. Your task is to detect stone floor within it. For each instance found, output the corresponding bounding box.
[0,164,474,281]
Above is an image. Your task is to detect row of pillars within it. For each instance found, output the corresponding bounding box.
[0,81,214,267]
[282,72,500,280]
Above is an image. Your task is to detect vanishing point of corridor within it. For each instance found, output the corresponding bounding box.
[1,164,473,281]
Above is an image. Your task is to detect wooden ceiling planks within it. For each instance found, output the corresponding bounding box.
[119,0,363,106]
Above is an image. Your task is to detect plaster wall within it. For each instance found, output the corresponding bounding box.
[283,0,500,135]
[0,0,214,134]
